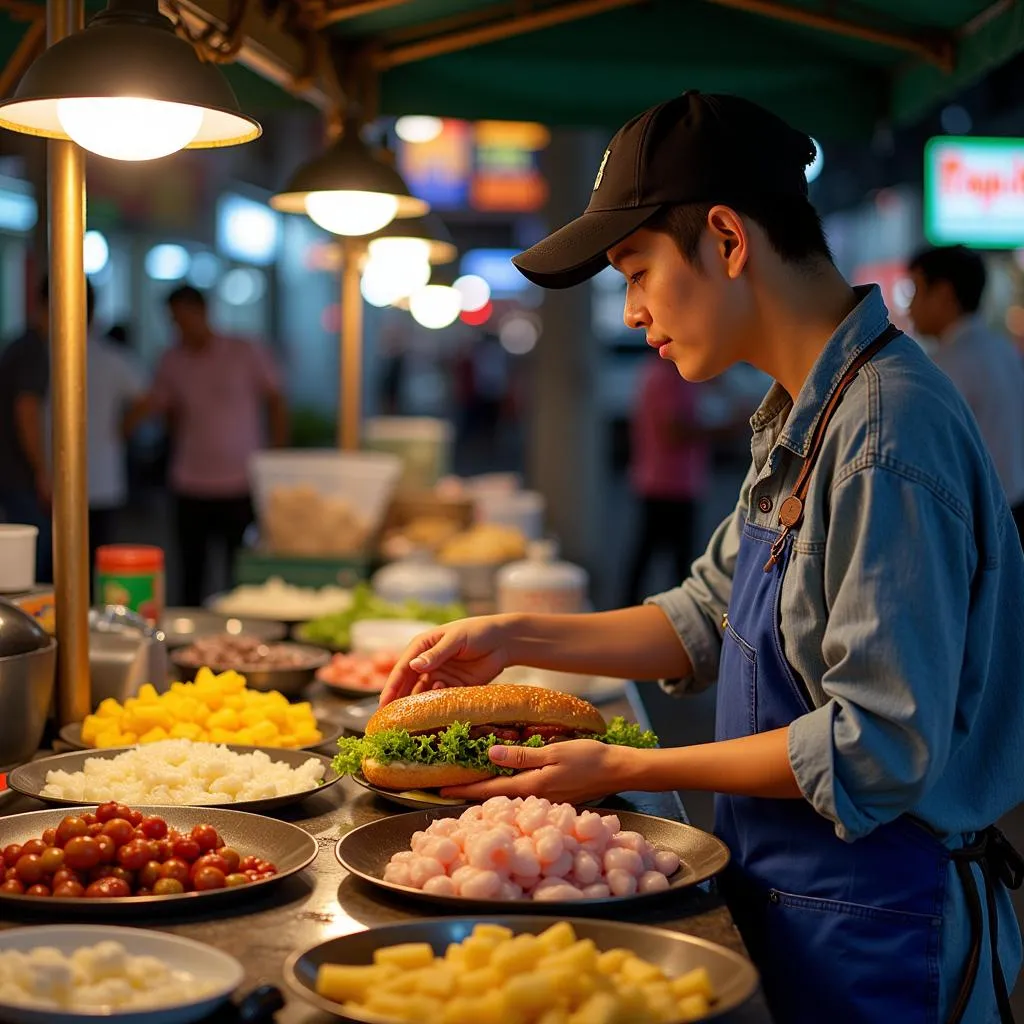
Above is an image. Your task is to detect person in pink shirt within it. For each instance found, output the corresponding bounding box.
[127,286,288,605]
[624,355,713,605]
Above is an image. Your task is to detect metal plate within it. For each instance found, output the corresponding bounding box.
[58,713,343,755]
[8,746,342,813]
[170,642,329,699]
[348,772,466,810]
[317,677,385,700]
[0,924,243,1024]
[335,807,729,912]
[284,916,759,1022]
[0,805,317,914]
[331,697,379,736]
[160,607,287,649]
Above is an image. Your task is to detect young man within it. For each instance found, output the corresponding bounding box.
[381,92,1024,1023]
[908,244,1024,543]
[126,286,288,605]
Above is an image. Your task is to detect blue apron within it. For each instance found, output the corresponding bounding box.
[714,326,1021,1024]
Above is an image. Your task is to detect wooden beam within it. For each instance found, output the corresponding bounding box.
[0,17,45,98]
[702,0,955,71]
[374,0,645,70]
[314,0,412,29]
[160,0,341,109]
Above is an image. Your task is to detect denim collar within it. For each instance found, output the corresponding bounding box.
[750,284,892,457]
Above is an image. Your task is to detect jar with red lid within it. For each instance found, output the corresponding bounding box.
[94,545,165,624]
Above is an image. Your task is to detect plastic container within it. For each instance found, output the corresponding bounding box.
[94,545,165,624]
[249,449,402,555]
[0,524,38,593]
[496,540,588,615]
[372,558,461,606]
[364,417,454,493]
[474,489,546,540]
[350,618,434,656]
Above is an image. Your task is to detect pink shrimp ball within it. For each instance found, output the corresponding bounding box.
[582,883,611,899]
[547,803,577,833]
[517,804,549,836]
[654,850,681,876]
[638,870,671,894]
[533,826,565,865]
[422,875,457,896]
[574,811,605,842]
[498,880,524,900]
[466,831,515,873]
[603,847,644,876]
[610,830,645,853]
[510,837,541,879]
[428,819,460,838]
[408,856,445,888]
[542,850,575,879]
[383,862,411,886]
[534,882,585,901]
[573,850,602,886]
[607,868,638,897]
[458,869,502,900]
[422,837,460,866]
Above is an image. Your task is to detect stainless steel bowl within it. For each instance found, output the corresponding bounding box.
[0,639,56,770]
[170,642,330,698]
[161,607,287,648]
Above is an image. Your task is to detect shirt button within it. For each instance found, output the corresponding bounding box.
[758,496,774,514]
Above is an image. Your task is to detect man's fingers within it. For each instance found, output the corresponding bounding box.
[408,631,464,673]
[488,744,553,770]
[441,769,545,801]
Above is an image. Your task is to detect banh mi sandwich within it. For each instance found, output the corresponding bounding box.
[332,684,657,790]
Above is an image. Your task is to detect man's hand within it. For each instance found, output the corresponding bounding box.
[440,740,639,804]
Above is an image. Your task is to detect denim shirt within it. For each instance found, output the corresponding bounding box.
[649,285,1024,1013]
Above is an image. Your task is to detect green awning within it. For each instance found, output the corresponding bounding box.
[3,1,1023,139]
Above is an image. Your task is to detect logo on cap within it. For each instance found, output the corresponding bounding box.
[593,149,610,191]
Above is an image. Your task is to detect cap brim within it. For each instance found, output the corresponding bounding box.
[512,206,660,289]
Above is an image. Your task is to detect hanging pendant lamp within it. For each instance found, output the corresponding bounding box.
[0,0,261,160]
[272,117,427,237]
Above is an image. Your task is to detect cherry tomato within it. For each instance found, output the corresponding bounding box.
[238,855,260,873]
[191,854,229,878]
[224,872,249,887]
[113,803,133,822]
[137,861,163,889]
[2,844,23,868]
[117,840,152,872]
[91,865,134,886]
[84,877,130,898]
[173,838,201,863]
[191,824,221,853]
[216,847,241,873]
[136,887,152,897]
[153,878,185,896]
[21,839,46,858]
[51,868,81,888]
[64,836,102,872]
[4,867,17,882]
[127,809,144,828]
[258,861,277,875]
[95,802,121,824]
[192,866,226,891]
[94,835,116,864]
[244,870,261,881]
[101,819,135,848]
[256,871,276,881]
[41,829,57,847]
[140,816,168,841]
[154,839,173,861]
[38,847,64,875]
[52,881,85,898]
[15,854,45,885]
[25,884,51,897]
[159,858,190,885]
[0,879,24,894]
[82,812,97,826]
[86,823,104,837]
[56,816,89,847]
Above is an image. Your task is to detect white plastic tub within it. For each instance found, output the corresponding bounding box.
[0,524,37,592]
[364,417,454,493]
[474,489,546,540]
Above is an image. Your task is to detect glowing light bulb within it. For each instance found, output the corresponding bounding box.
[56,98,203,161]
[454,274,491,312]
[395,116,443,144]
[409,285,461,330]
[367,237,432,266]
[305,191,398,236]
[360,255,431,307]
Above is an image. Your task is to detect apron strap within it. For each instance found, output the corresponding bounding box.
[764,323,903,571]
[947,826,1024,1024]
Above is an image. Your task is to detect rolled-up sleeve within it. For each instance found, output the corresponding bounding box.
[788,463,975,841]
[645,462,753,693]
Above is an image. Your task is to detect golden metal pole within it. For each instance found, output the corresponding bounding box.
[339,236,365,450]
[48,0,90,725]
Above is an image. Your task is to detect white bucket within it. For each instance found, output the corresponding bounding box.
[0,524,38,593]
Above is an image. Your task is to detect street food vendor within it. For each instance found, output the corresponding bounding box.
[380,92,1024,1023]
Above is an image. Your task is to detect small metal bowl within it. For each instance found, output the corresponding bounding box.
[170,641,330,698]
[161,607,287,649]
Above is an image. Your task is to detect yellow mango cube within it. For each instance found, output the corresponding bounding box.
[239,707,265,728]
[460,936,498,970]
[502,971,555,1013]
[457,966,503,996]
[472,923,514,943]
[373,942,435,971]
[169,722,203,741]
[94,730,124,748]
[537,922,577,953]
[206,708,240,731]
[412,963,457,999]
[620,956,665,985]
[193,666,217,688]
[669,966,714,1001]
[677,993,712,1022]
[492,934,544,975]
[95,698,123,719]
[138,726,169,744]
[81,715,102,745]
[248,720,279,744]
[120,732,137,745]
[568,992,622,1024]
[315,964,389,1003]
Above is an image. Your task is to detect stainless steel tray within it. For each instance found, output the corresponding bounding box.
[8,746,341,813]
[285,916,759,1022]
[0,805,317,914]
[335,806,729,912]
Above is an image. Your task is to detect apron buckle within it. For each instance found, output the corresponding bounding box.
[763,529,790,572]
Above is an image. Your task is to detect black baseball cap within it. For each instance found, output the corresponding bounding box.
[513,91,817,289]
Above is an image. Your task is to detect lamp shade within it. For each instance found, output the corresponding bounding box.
[0,0,261,155]
[272,126,427,235]
[367,213,457,265]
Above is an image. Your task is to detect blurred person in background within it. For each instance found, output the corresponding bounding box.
[624,356,712,604]
[908,245,1024,542]
[125,286,288,606]
[0,276,68,583]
